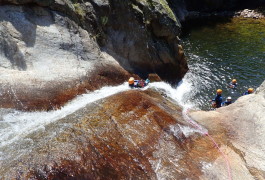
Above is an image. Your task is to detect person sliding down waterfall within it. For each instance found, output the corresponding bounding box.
[228,79,237,89]
[128,77,135,88]
[128,77,149,88]
[212,89,223,108]
[243,88,254,95]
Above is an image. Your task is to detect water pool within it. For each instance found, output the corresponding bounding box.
[180,18,265,110]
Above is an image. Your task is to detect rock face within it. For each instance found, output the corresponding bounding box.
[0,0,188,110]
[0,5,130,110]
[189,80,265,179]
[2,85,264,179]
[0,0,264,179]
[104,0,188,82]
[0,89,250,179]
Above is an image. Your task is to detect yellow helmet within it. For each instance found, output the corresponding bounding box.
[232,79,237,83]
[248,88,254,93]
[217,89,222,94]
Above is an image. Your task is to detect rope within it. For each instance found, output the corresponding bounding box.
[183,108,232,180]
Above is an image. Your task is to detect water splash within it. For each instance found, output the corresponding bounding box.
[0,83,131,149]
[0,81,198,173]
[148,81,194,109]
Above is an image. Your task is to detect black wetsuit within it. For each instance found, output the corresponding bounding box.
[214,94,223,108]
[223,101,232,106]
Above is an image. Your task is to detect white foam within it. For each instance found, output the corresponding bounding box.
[149,81,194,108]
[0,81,195,160]
[0,83,130,148]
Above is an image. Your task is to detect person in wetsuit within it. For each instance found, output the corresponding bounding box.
[243,88,254,95]
[212,89,223,108]
[228,79,237,89]
[223,96,232,106]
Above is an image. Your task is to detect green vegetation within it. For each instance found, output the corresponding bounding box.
[101,16,109,26]
[158,0,177,22]
[135,0,177,22]
[131,4,143,14]
[73,3,86,17]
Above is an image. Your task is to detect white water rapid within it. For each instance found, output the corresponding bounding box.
[0,81,195,172]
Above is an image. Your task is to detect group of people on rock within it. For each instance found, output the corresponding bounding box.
[212,79,254,108]
[128,77,150,88]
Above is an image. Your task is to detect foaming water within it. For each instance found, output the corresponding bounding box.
[0,81,194,163]
[149,82,194,109]
[0,81,206,179]
[0,83,130,149]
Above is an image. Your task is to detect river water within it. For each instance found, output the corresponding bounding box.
[180,18,265,110]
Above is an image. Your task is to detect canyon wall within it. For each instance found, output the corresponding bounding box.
[0,0,188,110]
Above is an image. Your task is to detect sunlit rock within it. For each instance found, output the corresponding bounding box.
[189,80,265,179]
[0,5,130,110]
[0,89,230,179]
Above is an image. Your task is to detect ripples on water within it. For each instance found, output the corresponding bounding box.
[180,18,265,110]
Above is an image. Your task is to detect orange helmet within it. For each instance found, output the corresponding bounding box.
[217,89,222,94]
[128,77,134,84]
[232,79,237,83]
[248,88,254,93]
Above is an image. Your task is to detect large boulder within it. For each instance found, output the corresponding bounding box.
[189,80,265,179]
[0,87,260,179]
[0,5,130,110]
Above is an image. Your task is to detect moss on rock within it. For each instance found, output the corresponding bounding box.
[73,3,86,17]
[134,0,178,22]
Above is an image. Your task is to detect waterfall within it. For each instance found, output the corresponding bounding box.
[0,82,193,148]
[0,81,198,179]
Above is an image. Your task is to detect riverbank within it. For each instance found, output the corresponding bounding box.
[185,8,265,21]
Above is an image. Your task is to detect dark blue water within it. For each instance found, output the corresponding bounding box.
[180,18,265,110]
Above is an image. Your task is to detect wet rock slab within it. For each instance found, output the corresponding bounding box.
[0,89,223,179]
